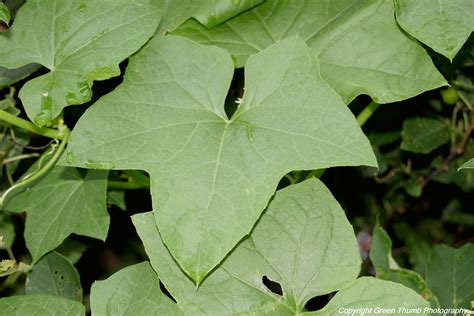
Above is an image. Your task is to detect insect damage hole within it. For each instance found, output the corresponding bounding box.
[224,68,244,119]
[305,291,337,311]
[262,275,283,296]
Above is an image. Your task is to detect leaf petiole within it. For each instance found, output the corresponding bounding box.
[356,101,381,126]
[0,109,63,140]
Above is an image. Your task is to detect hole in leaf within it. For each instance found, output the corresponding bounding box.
[60,275,65,280]
[53,270,59,275]
[224,68,244,119]
[305,291,337,312]
[160,281,177,303]
[262,275,283,296]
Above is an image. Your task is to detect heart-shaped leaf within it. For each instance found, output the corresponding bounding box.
[173,0,447,104]
[63,35,376,283]
[128,178,428,314]
[395,0,474,61]
[5,166,109,262]
[0,0,160,126]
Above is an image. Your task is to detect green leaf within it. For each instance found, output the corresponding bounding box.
[458,158,474,170]
[173,0,447,104]
[156,0,264,34]
[0,294,85,315]
[310,277,429,316]
[442,199,474,227]
[107,190,126,211]
[0,213,15,249]
[370,224,440,308]
[0,64,41,89]
[395,0,474,61]
[90,262,183,316]
[64,36,376,283]
[0,259,30,277]
[401,117,450,154]
[0,2,10,25]
[434,144,474,192]
[425,244,474,309]
[132,179,427,314]
[4,166,109,262]
[26,251,82,302]
[0,0,160,126]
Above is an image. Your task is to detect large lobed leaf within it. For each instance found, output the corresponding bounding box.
[5,166,109,262]
[63,35,376,283]
[94,178,431,314]
[395,0,474,61]
[173,0,447,104]
[0,0,160,126]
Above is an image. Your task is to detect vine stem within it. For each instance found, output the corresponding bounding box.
[356,101,381,126]
[0,127,70,207]
[0,109,63,140]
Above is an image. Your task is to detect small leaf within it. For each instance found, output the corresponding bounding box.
[405,178,422,198]
[0,213,15,249]
[26,252,82,302]
[401,117,450,154]
[107,190,126,211]
[132,179,427,314]
[173,0,447,104]
[458,158,474,171]
[0,294,85,315]
[156,0,264,33]
[0,2,10,25]
[64,36,376,283]
[370,224,440,308]
[0,259,30,277]
[4,166,109,262]
[395,0,474,60]
[90,262,182,316]
[0,0,160,126]
[425,244,474,309]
